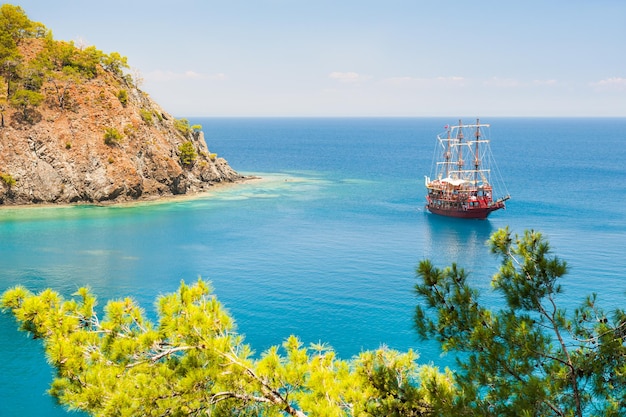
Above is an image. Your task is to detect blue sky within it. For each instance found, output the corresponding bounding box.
[16,0,626,117]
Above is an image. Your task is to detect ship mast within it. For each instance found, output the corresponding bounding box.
[456,119,464,180]
[474,118,481,186]
[444,127,451,178]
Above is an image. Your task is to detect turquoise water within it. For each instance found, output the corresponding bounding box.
[1,118,625,415]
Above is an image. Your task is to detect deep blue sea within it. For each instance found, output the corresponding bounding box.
[1,118,625,415]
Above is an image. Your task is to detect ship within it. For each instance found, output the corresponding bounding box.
[425,119,510,219]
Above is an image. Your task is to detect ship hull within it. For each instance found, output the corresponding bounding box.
[425,204,502,219]
[425,193,507,219]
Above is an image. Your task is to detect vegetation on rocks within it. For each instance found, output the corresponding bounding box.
[178,140,198,166]
[103,127,123,146]
[0,4,242,205]
[0,171,15,187]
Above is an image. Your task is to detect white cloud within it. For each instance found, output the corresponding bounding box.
[590,77,626,91]
[382,76,466,87]
[145,70,228,82]
[483,77,520,88]
[183,70,204,79]
[328,72,370,83]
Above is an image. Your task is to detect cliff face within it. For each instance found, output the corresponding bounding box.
[0,38,243,205]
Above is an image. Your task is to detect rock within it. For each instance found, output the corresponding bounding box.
[0,38,245,206]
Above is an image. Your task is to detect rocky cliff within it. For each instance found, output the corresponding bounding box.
[0,35,244,206]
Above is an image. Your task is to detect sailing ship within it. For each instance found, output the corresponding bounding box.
[425,119,510,219]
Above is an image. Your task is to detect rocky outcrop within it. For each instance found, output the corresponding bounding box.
[0,40,244,206]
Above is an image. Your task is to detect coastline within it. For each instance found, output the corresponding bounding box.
[0,176,262,212]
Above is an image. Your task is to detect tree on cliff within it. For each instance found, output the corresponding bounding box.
[415,228,626,416]
[1,4,130,118]
[0,4,46,97]
[9,87,43,121]
[0,4,45,47]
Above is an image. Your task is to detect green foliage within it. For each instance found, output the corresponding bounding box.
[30,29,126,82]
[0,4,31,48]
[0,6,45,98]
[175,119,203,142]
[0,5,134,118]
[20,66,43,91]
[0,4,46,52]
[100,51,128,77]
[140,108,152,124]
[178,141,197,166]
[37,40,103,78]
[9,88,43,121]
[1,279,456,417]
[46,66,79,110]
[117,89,128,106]
[103,127,122,146]
[414,228,626,417]
[0,5,130,117]
[354,349,455,416]
[123,123,137,138]
[174,118,192,137]
[0,172,16,187]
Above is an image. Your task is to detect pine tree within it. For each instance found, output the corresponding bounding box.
[414,227,626,416]
[2,279,456,416]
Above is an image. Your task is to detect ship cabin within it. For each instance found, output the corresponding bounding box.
[426,177,494,211]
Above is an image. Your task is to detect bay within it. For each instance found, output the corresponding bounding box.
[1,117,624,415]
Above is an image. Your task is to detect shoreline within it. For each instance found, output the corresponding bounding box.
[0,176,262,211]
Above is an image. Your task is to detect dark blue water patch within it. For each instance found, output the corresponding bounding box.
[197,117,443,180]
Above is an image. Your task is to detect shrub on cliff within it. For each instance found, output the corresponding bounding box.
[103,127,123,146]
[0,172,16,188]
[10,89,43,122]
[101,51,128,78]
[174,118,203,138]
[178,141,197,166]
[174,117,192,136]
[117,89,128,107]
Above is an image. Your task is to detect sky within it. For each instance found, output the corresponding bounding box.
[14,0,626,117]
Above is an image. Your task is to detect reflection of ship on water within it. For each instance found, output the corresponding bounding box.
[422,214,494,269]
[418,215,498,368]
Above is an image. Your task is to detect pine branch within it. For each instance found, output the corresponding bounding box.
[125,344,196,369]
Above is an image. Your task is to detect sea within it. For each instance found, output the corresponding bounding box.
[1,117,624,415]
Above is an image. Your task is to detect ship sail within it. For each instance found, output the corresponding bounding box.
[425,119,510,219]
